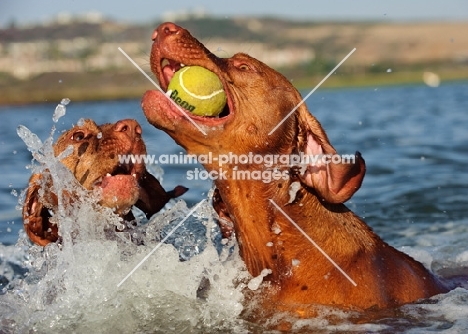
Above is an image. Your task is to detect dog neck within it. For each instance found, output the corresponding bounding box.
[213,163,378,283]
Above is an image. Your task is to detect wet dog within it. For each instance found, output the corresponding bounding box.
[22,118,187,246]
[141,22,447,316]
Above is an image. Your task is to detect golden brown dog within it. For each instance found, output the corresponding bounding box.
[141,22,447,316]
[22,118,187,246]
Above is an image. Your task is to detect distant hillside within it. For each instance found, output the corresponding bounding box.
[152,17,468,64]
[1,16,467,105]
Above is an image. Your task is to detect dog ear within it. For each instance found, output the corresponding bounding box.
[295,105,366,203]
[135,170,188,219]
[22,173,59,246]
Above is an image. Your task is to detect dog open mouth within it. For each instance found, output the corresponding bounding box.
[92,163,139,189]
[141,22,240,129]
[156,58,232,121]
[92,162,141,213]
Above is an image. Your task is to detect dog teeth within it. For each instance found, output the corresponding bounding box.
[161,58,170,68]
[132,173,136,178]
[93,176,103,187]
[180,63,185,67]
[166,89,173,97]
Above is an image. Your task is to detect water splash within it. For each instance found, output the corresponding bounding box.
[16,125,43,153]
[4,102,468,333]
[52,98,70,123]
[3,108,252,333]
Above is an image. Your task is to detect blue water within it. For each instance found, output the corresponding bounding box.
[0,99,210,245]
[1,83,466,245]
[0,81,467,332]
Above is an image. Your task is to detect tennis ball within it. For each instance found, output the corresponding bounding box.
[167,66,226,117]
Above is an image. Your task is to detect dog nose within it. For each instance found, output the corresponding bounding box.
[153,22,181,41]
[114,119,142,138]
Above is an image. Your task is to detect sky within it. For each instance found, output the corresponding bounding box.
[0,0,467,26]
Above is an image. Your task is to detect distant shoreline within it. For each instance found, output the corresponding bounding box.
[2,18,468,106]
[1,69,467,107]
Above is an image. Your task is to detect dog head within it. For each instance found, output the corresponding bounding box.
[23,118,187,246]
[142,22,365,204]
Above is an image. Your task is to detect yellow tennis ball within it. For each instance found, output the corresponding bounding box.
[167,66,226,117]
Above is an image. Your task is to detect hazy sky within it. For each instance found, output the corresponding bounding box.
[1,0,467,26]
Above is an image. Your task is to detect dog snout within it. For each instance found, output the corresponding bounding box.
[114,119,142,139]
[154,22,181,42]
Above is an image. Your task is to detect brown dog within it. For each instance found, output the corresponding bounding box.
[142,23,447,315]
[22,118,187,246]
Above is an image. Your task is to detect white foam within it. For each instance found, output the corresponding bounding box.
[17,125,43,152]
[247,268,272,291]
[2,109,468,332]
[1,114,253,332]
[456,250,468,263]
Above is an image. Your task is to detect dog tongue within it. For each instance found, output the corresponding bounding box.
[99,174,139,214]
[162,60,183,84]
[163,65,175,83]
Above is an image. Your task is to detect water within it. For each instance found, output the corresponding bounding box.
[0,81,467,332]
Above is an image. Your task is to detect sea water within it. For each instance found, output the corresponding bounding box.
[1,83,468,332]
[1,105,251,332]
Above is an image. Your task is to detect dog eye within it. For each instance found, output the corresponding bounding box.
[237,63,251,71]
[72,131,86,141]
